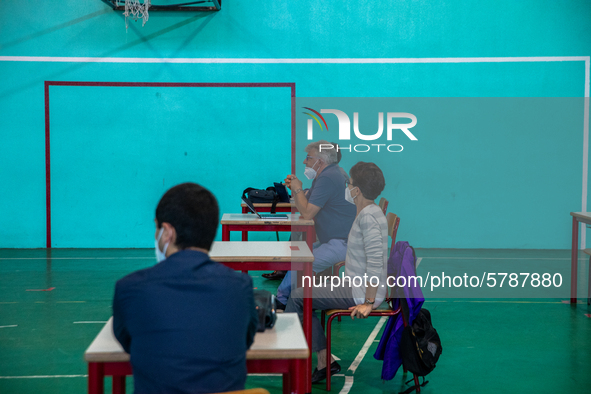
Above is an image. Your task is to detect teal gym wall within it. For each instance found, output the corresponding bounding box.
[1,0,590,249]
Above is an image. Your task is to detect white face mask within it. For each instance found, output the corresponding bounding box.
[155,227,169,263]
[304,159,320,180]
[345,186,357,205]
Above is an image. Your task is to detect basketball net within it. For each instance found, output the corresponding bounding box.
[123,0,151,28]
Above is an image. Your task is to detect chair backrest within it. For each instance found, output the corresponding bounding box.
[385,212,401,300]
[386,212,400,252]
[378,197,389,215]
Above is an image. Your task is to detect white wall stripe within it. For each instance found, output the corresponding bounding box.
[0,56,589,64]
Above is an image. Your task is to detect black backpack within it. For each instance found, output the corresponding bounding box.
[242,187,280,212]
[399,308,442,393]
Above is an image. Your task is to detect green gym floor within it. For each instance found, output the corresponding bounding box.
[1,248,590,394]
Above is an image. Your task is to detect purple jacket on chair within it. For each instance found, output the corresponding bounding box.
[373,241,425,380]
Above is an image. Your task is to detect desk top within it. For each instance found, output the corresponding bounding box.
[241,202,294,208]
[221,213,314,226]
[210,241,314,262]
[571,212,591,223]
[84,314,309,362]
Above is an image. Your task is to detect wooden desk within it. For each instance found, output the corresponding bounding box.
[241,201,295,213]
[570,212,591,303]
[85,314,309,394]
[210,241,314,394]
[221,214,316,251]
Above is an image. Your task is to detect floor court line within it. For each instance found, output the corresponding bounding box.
[339,376,355,394]
[0,325,17,328]
[0,375,87,379]
[73,321,107,324]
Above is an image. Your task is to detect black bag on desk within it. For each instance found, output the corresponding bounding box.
[253,290,277,332]
[243,187,280,213]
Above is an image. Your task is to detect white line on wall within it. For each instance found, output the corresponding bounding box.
[0,56,589,64]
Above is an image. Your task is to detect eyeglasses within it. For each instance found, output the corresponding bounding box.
[345,180,354,187]
[305,155,316,161]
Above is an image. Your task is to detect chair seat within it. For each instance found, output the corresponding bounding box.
[325,307,394,317]
[325,300,393,317]
[584,248,591,256]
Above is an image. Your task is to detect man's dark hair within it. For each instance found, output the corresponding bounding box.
[155,182,219,250]
[349,162,386,201]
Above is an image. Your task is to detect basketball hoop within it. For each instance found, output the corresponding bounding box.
[103,1,221,27]
[122,0,151,28]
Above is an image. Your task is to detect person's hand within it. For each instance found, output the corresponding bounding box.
[290,176,303,192]
[284,175,294,189]
[348,303,373,319]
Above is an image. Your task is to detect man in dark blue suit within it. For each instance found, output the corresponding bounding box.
[113,182,259,394]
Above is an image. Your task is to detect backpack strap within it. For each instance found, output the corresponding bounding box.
[243,187,256,200]
[266,186,280,214]
[265,187,280,239]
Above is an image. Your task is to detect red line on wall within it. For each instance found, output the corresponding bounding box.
[43,81,296,248]
[44,81,51,248]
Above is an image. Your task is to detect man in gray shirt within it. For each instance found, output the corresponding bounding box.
[275,140,356,307]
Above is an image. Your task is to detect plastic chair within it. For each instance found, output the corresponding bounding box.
[583,249,591,305]
[378,197,389,215]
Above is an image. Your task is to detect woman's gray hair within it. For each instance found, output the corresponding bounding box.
[305,140,338,165]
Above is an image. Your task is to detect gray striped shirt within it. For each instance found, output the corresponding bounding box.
[344,204,388,305]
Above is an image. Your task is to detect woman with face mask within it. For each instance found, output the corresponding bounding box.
[285,161,388,383]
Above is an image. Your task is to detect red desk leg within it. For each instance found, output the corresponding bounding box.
[88,363,104,394]
[283,373,291,394]
[305,228,315,251]
[293,357,304,394]
[222,225,230,241]
[572,216,579,304]
[242,231,249,241]
[303,261,313,394]
[112,376,126,394]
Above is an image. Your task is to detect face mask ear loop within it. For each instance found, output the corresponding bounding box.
[314,159,322,170]
[156,227,164,248]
